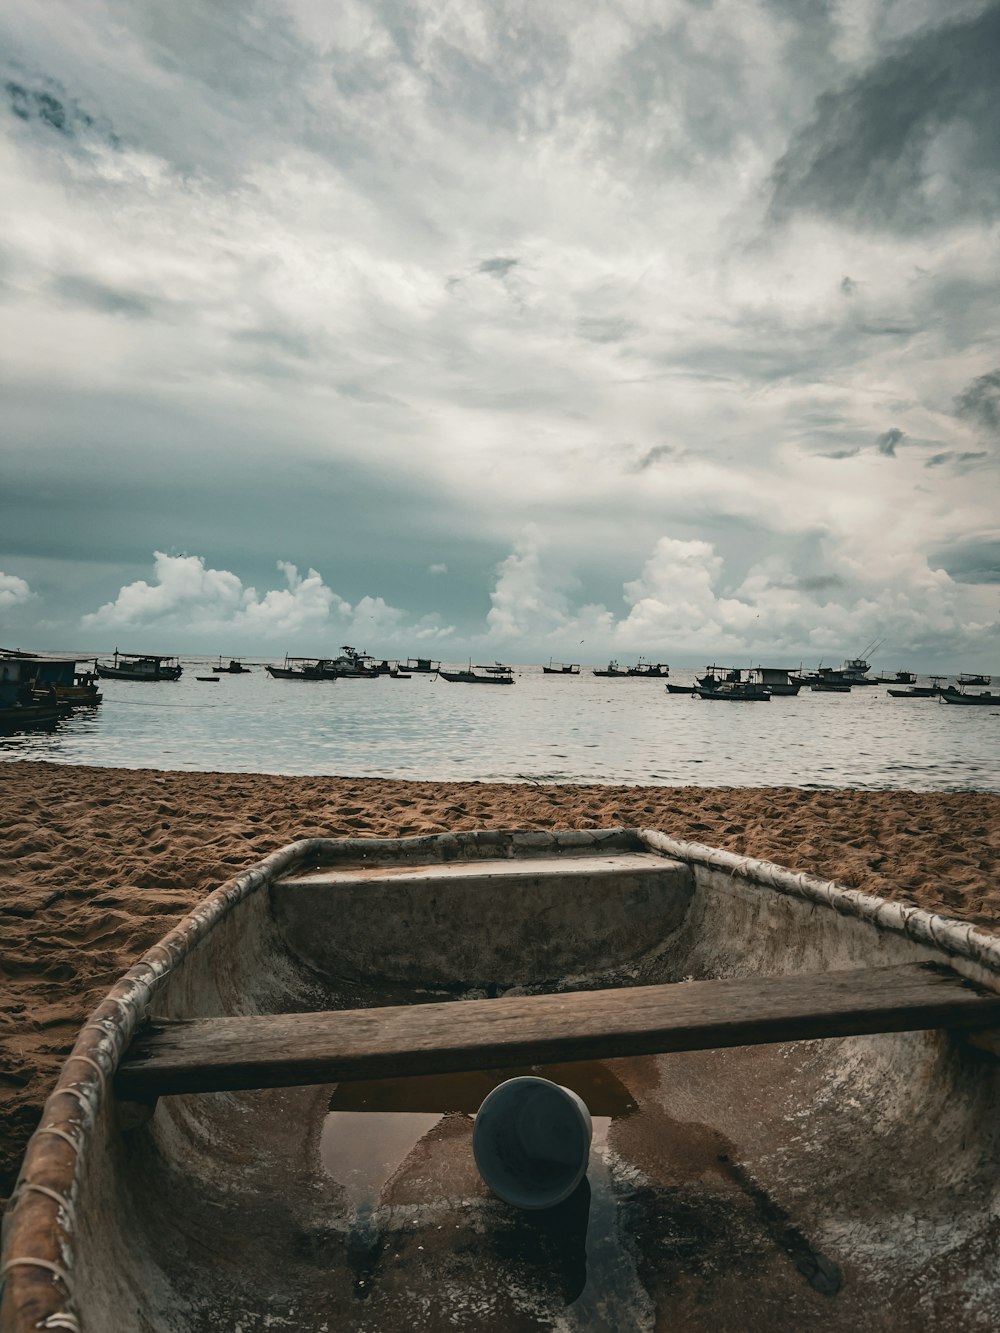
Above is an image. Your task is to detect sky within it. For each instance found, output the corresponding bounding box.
[1,0,998,670]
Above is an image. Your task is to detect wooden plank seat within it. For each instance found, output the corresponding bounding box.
[115,962,1000,1100]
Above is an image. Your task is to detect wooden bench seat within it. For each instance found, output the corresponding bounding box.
[115,962,1000,1100]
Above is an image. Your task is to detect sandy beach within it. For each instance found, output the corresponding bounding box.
[2,759,998,1212]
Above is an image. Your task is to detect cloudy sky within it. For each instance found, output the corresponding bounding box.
[2,0,998,669]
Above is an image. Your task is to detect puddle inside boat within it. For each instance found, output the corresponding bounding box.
[319,1058,643,1314]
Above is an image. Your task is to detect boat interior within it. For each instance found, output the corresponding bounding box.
[4,830,1000,1332]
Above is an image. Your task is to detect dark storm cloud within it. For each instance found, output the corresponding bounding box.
[478,257,518,279]
[767,573,846,592]
[875,428,905,456]
[930,538,1000,584]
[770,2,1000,231]
[6,76,92,138]
[955,369,1000,435]
[631,444,677,472]
[54,275,156,320]
[925,451,989,468]
[818,448,861,460]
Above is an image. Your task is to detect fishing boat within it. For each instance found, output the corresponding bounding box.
[627,660,670,679]
[369,660,410,678]
[4,828,1000,1331]
[665,682,698,694]
[592,660,630,677]
[403,657,441,674]
[0,700,72,733]
[755,667,801,696]
[695,677,771,701]
[940,689,1000,706]
[265,656,341,680]
[96,651,182,682]
[887,678,953,699]
[214,658,252,674]
[958,672,992,687]
[874,670,916,685]
[543,660,580,675]
[0,651,102,705]
[810,680,852,693]
[439,662,515,684]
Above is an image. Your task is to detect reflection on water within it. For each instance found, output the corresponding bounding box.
[2,661,997,788]
[320,1061,635,1310]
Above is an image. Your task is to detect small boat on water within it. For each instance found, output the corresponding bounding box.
[266,648,380,681]
[214,658,252,674]
[96,651,182,682]
[958,672,992,687]
[875,669,917,685]
[888,679,954,699]
[195,676,220,683]
[439,662,515,684]
[403,657,442,674]
[810,680,852,693]
[543,660,580,674]
[4,828,1000,1330]
[940,689,1000,706]
[266,656,341,680]
[594,660,670,678]
[627,660,670,679]
[695,678,771,701]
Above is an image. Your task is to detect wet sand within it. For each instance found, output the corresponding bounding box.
[2,760,998,1210]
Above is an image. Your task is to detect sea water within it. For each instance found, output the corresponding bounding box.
[1,661,997,790]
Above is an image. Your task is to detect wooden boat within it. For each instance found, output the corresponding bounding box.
[0,652,102,705]
[958,672,992,687]
[695,680,771,701]
[266,656,341,680]
[875,670,916,685]
[755,667,801,696]
[543,660,580,674]
[810,680,852,693]
[439,662,515,684]
[4,828,1000,1331]
[887,681,955,699]
[403,657,441,673]
[627,660,670,679]
[214,658,252,674]
[0,701,72,733]
[96,651,182,682]
[195,676,220,683]
[594,660,670,679]
[592,660,630,677]
[665,682,698,694]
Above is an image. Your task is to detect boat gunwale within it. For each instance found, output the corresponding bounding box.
[4,826,1000,1331]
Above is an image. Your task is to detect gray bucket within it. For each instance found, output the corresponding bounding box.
[472,1076,593,1210]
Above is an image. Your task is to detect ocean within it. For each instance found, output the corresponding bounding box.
[2,659,997,790]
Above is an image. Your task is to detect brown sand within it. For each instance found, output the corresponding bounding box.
[2,760,998,1212]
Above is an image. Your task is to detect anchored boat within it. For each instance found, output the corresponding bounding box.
[439,662,515,684]
[3,829,999,1331]
[96,651,182,682]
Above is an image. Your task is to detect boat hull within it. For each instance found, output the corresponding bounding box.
[4,830,999,1331]
[96,665,182,681]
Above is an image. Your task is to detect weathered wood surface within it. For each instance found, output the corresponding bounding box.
[115,962,1000,1099]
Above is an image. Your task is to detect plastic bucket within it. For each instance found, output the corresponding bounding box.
[472,1076,593,1210]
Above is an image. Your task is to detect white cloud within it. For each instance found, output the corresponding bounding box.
[428,563,448,575]
[78,552,455,647]
[0,571,32,609]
